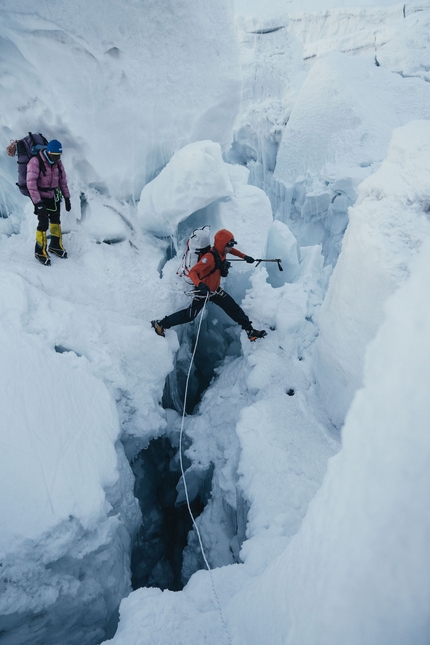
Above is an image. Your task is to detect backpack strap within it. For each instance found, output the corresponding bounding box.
[199,247,223,280]
[210,248,223,270]
[37,151,47,177]
[37,152,63,191]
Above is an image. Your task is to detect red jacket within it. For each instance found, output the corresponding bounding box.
[188,228,245,293]
[27,151,70,204]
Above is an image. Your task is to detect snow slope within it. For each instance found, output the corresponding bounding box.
[0,1,430,644]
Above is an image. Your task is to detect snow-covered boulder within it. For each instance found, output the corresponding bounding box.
[137,141,234,236]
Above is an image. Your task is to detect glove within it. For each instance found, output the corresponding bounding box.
[196,282,210,297]
[65,197,71,212]
[244,255,255,264]
[35,202,48,217]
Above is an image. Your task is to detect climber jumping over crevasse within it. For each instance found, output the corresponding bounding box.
[151,228,267,342]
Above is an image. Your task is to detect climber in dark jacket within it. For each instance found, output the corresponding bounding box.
[151,228,267,341]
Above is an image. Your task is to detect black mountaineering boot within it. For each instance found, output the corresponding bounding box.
[246,327,267,342]
[151,320,166,337]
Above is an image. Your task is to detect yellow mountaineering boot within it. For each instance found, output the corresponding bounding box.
[48,223,68,258]
[35,230,51,266]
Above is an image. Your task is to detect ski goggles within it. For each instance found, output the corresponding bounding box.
[225,239,237,248]
[46,152,61,162]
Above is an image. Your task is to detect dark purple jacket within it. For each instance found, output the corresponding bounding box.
[27,151,70,204]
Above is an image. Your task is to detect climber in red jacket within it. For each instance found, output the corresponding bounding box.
[151,228,267,342]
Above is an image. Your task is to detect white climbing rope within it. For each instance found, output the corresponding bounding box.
[178,293,233,645]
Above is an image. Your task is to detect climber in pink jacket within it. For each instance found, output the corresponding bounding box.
[27,139,71,265]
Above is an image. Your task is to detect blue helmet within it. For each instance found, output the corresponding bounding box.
[46,139,62,154]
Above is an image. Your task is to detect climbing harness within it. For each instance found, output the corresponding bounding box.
[229,257,283,271]
[45,188,63,213]
[179,293,233,645]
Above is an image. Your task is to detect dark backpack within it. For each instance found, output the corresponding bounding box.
[201,247,231,279]
[210,247,231,277]
[6,132,48,197]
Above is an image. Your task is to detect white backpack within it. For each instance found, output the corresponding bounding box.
[177,225,211,285]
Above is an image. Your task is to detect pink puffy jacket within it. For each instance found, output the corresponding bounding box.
[26,151,70,204]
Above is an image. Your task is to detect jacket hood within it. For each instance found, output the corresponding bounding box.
[214,229,235,254]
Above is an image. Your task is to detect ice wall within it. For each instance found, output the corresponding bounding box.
[232,5,430,267]
[230,234,430,645]
[272,50,430,264]
[0,0,241,202]
[229,21,305,191]
[312,120,430,427]
[233,0,405,17]
[287,4,420,61]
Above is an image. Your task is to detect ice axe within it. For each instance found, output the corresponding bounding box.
[229,258,283,271]
[255,258,283,271]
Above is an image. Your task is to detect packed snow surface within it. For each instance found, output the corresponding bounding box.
[0,1,430,645]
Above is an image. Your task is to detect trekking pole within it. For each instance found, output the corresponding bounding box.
[229,258,283,271]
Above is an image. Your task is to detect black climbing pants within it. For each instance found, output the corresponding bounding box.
[160,288,251,330]
[34,197,61,231]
